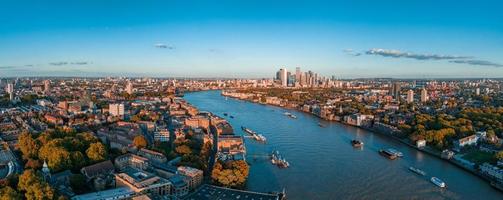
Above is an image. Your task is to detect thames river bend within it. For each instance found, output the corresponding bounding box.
[185,90,502,200]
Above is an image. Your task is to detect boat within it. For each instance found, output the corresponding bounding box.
[387,148,403,157]
[379,149,397,160]
[254,134,267,143]
[318,122,326,127]
[230,115,235,119]
[351,140,364,148]
[241,126,255,135]
[408,166,426,176]
[271,151,290,168]
[430,177,446,188]
[283,112,297,119]
[241,126,266,142]
[223,113,228,116]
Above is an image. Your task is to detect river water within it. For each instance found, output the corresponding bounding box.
[185,90,502,200]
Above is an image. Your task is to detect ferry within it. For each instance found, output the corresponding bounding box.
[387,148,403,157]
[379,149,398,160]
[430,177,446,188]
[271,151,290,168]
[351,140,364,148]
[408,166,426,176]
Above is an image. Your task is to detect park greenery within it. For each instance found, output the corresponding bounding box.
[18,128,108,172]
[211,160,249,189]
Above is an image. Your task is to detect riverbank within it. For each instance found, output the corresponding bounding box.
[221,91,503,193]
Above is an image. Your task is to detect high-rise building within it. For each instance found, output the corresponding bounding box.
[279,68,288,87]
[475,88,480,96]
[6,83,14,101]
[109,103,125,116]
[406,89,414,103]
[295,67,301,85]
[126,81,134,95]
[44,80,51,93]
[420,88,428,103]
[390,82,401,100]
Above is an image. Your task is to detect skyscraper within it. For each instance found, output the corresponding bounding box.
[44,80,50,93]
[279,68,288,87]
[295,67,301,85]
[6,83,14,101]
[126,81,134,95]
[390,82,401,100]
[420,88,428,103]
[406,89,414,103]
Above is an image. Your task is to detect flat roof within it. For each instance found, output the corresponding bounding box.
[71,187,134,200]
[184,184,280,200]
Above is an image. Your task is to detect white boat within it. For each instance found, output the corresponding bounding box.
[431,177,446,188]
[387,148,403,157]
[283,112,297,119]
[409,166,426,176]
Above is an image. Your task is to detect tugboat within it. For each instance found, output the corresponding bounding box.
[271,151,290,168]
[431,177,446,188]
[387,148,403,157]
[351,140,364,148]
[408,166,426,176]
[379,149,398,160]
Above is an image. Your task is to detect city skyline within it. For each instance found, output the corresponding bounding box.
[1,1,503,78]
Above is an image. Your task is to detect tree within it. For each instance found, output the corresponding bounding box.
[86,142,107,162]
[133,135,148,149]
[38,144,71,172]
[496,151,503,160]
[0,186,21,200]
[175,145,192,155]
[18,170,55,200]
[18,132,40,160]
[211,160,249,188]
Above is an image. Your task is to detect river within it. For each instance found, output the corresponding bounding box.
[185,90,502,200]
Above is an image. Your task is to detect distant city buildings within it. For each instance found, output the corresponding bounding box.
[406,89,414,103]
[109,103,125,117]
[420,88,428,103]
[275,67,335,88]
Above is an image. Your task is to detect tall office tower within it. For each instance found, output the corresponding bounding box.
[276,70,281,80]
[279,68,288,87]
[390,82,401,100]
[6,83,14,101]
[420,88,428,102]
[406,89,414,103]
[44,80,51,93]
[295,67,301,84]
[126,81,134,95]
[109,103,125,116]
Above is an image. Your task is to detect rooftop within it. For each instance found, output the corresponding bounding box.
[184,184,281,200]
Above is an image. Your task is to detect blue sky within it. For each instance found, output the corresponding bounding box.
[1,0,502,78]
